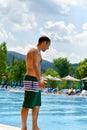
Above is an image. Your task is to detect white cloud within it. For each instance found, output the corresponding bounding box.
[0,0,87,64]
[8,45,66,62]
[52,0,77,14]
[82,23,87,31]
[41,48,85,64]
[74,0,87,7]
[40,21,77,43]
[68,52,81,63]
[0,0,87,32]
[8,45,82,64]
[0,24,8,39]
[41,48,66,62]
[0,23,15,41]
[74,23,87,47]
[53,0,87,7]
[8,44,34,55]
[0,0,37,31]
[40,21,87,49]
[47,0,87,15]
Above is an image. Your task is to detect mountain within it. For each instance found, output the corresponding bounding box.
[7,51,78,73]
[7,51,53,72]
[7,51,25,63]
[72,63,78,68]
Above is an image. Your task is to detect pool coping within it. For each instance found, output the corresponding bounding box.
[0,124,20,130]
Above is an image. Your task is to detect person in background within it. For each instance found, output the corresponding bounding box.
[21,36,51,130]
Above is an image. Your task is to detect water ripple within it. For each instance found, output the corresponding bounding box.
[0,90,87,130]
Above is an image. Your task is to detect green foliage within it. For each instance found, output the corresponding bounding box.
[76,58,87,78]
[0,42,7,74]
[59,80,68,90]
[58,80,78,90]
[53,57,72,78]
[0,42,86,89]
[0,42,8,83]
[8,55,26,85]
[45,80,58,89]
[42,68,59,77]
[42,68,60,89]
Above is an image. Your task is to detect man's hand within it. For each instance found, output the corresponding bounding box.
[39,79,44,89]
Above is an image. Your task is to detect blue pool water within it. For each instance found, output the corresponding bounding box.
[0,90,87,130]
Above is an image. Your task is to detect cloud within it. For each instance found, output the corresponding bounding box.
[0,0,87,64]
[8,44,34,55]
[25,0,87,17]
[0,0,37,31]
[8,44,66,61]
[0,0,87,32]
[0,23,16,41]
[68,52,82,63]
[40,21,77,43]
[41,47,84,64]
[73,22,87,47]
[51,0,77,14]
[40,48,66,62]
[82,23,87,31]
[74,0,87,7]
[40,21,87,48]
[75,32,87,47]
[8,45,82,64]
[53,0,87,8]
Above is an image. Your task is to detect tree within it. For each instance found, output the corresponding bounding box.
[0,42,7,74]
[53,57,72,77]
[42,68,60,89]
[42,68,59,77]
[9,55,26,85]
[76,58,87,78]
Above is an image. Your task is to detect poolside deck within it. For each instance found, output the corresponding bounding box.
[0,124,20,130]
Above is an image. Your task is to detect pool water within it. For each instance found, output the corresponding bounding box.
[0,90,87,130]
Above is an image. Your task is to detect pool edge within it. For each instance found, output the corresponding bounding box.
[0,124,20,130]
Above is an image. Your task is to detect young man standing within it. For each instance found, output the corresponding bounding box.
[21,36,51,130]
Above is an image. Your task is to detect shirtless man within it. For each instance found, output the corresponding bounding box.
[21,36,51,130]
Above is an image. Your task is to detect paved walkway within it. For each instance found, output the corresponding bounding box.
[0,124,20,130]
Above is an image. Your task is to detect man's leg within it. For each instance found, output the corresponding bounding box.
[32,106,40,130]
[21,107,29,130]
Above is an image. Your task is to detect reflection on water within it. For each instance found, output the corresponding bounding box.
[0,90,87,130]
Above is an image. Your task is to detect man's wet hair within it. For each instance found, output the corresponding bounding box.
[38,35,51,44]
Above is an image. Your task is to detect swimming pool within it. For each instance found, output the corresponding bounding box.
[0,90,87,130]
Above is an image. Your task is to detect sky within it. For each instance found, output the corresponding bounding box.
[0,0,87,64]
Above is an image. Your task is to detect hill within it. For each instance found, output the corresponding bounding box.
[7,51,53,72]
[7,51,25,64]
[7,51,78,73]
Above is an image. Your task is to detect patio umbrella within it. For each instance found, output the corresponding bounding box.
[43,75,55,88]
[81,77,87,81]
[62,75,80,88]
[44,75,61,88]
[44,75,61,81]
[44,75,55,80]
[53,77,61,87]
[62,75,79,82]
[53,77,61,81]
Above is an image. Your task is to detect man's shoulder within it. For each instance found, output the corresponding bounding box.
[27,47,38,55]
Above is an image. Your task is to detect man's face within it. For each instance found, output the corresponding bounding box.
[42,41,50,52]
